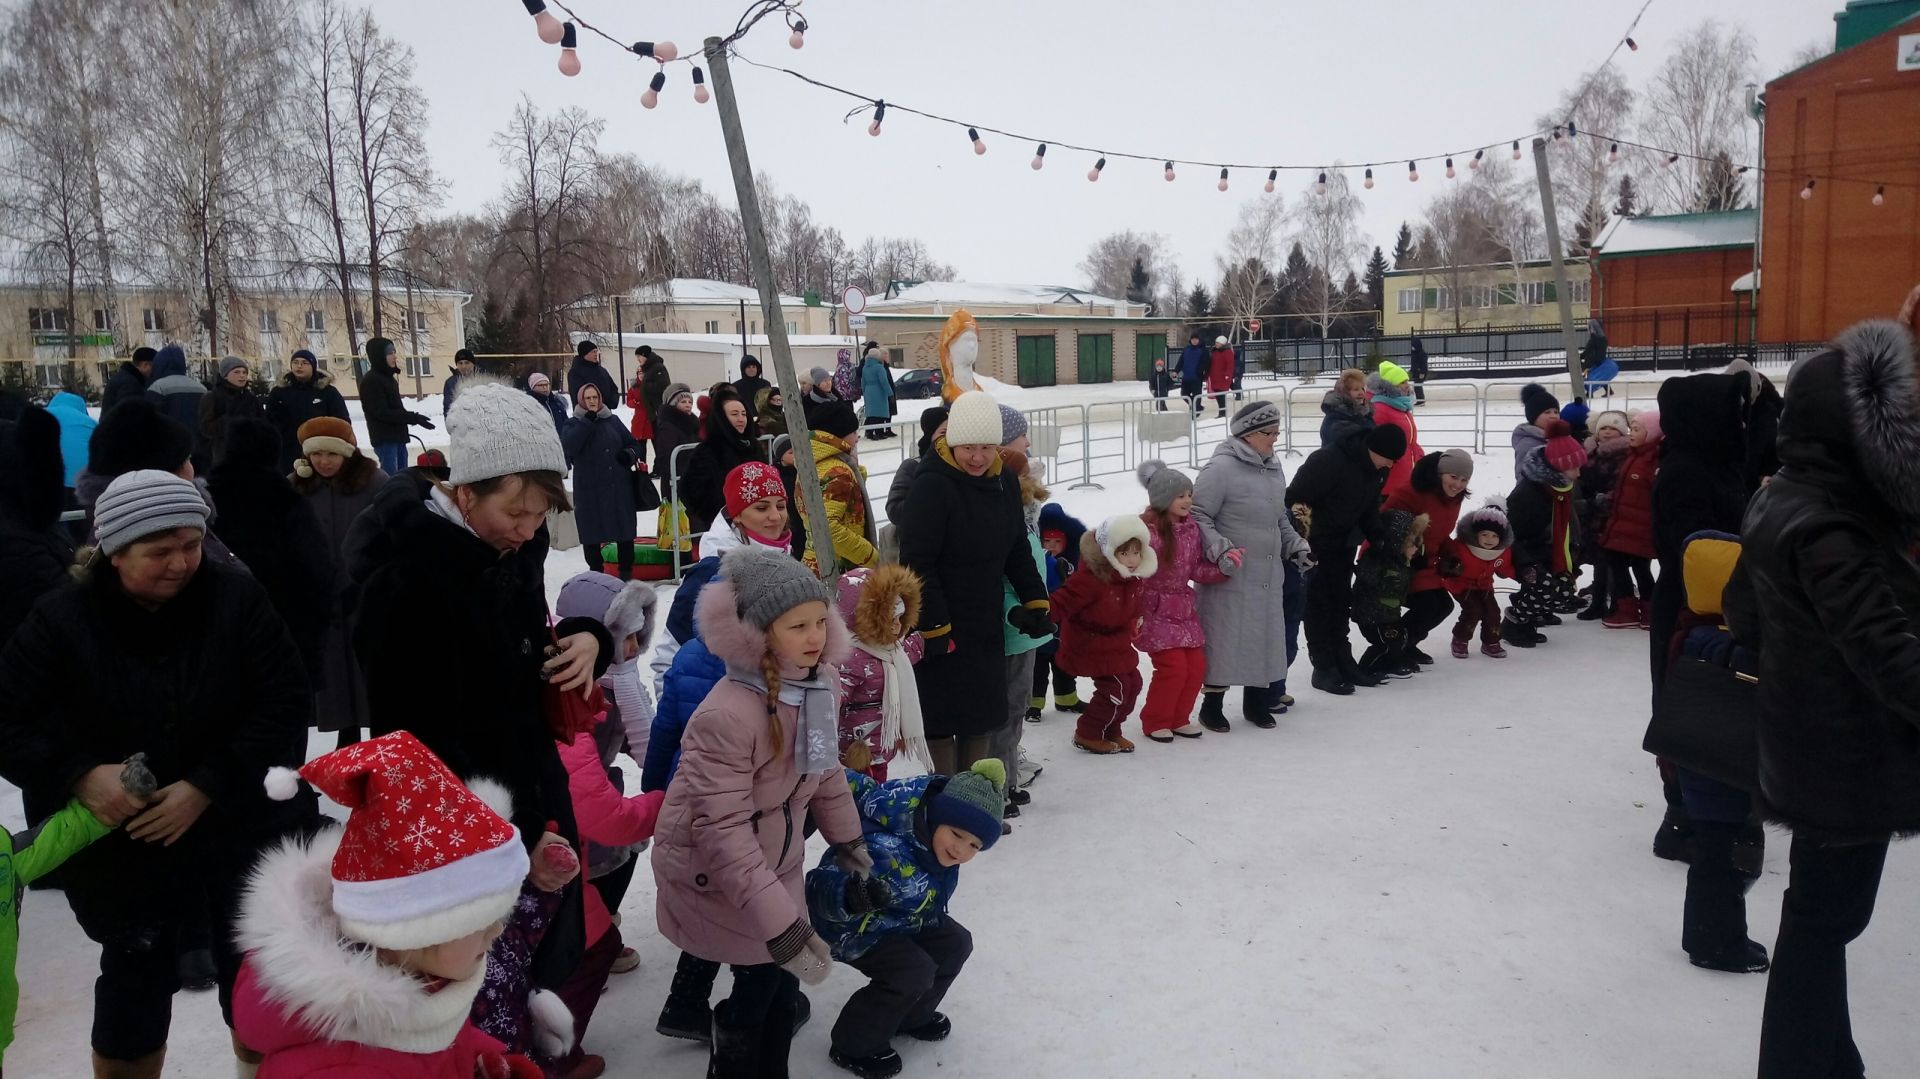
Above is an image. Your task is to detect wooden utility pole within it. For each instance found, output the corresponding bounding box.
[1531,137,1585,400]
[705,37,836,577]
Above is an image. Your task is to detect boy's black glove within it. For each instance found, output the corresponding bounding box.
[408,411,435,429]
[1006,606,1052,639]
[844,875,892,915]
[1437,556,1463,579]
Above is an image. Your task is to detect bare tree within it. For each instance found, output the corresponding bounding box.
[1638,20,1759,214]
[1418,187,1504,331]
[1214,196,1287,340]
[492,97,608,349]
[1474,155,1546,302]
[1288,170,1368,339]
[341,6,442,339]
[1536,65,1635,249]
[1078,231,1168,301]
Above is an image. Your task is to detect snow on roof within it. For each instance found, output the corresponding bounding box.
[868,281,1132,310]
[625,278,809,308]
[1731,269,1759,293]
[577,331,854,354]
[1592,211,1757,258]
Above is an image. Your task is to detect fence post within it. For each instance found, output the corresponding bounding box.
[1069,403,1102,490]
[1682,310,1692,369]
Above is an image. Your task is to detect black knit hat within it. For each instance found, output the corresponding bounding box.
[1520,383,1560,426]
[814,400,860,439]
[917,406,949,457]
[89,398,193,476]
[576,339,599,359]
[1365,423,1408,461]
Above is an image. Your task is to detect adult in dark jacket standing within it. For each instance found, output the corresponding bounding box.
[679,392,760,533]
[566,339,617,410]
[1177,332,1207,412]
[198,356,266,467]
[526,371,569,436]
[144,344,210,474]
[356,336,434,475]
[561,382,642,578]
[203,419,335,678]
[733,355,770,424]
[264,350,349,474]
[0,405,72,647]
[896,392,1050,775]
[0,470,317,1076]
[345,382,612,1012]
[858,344,896,437]
[1407,339,1429,405]
[1724,357,1782,492]
[1731,314,1920,1079]
[637,346,671,452]
[101,347,153,414]
[1287,422,1406,695]
[289,416,387,746]
[441,348,477,419]
[651,381,700,505]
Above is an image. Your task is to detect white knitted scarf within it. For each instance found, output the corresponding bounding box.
[851,637,932,773]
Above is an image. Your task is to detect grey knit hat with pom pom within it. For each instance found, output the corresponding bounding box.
[1137,459,1193,512]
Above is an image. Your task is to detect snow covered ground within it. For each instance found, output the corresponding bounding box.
[16,371,1920,1077]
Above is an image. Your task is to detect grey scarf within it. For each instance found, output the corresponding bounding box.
[729,665,840,776]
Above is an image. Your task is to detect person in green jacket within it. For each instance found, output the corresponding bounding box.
[995,405,1052,823]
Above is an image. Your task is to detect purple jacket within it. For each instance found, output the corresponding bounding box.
[1135,512,1229,653]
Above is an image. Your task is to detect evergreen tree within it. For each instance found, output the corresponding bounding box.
[467,295,516,354]
[1391,221,1415,269]
[1699,150,1749,212]
[1184,282,1213,321]
[1126,256,1154,313]
[1614,175,1639,218]
[1363,245,1389,317]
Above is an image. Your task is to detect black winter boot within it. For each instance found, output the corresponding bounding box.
[760,992,798,1078]
[1501,617,1543,648]
[706,1000,761,1078]
[1310,667,1355,696]
[1653,803,1695,865]
[1241,686,1277,729]
[1683,820,1769,974]
[1198,690,1230,732]
[829,1048,904,1078]
[659,953,719,1042]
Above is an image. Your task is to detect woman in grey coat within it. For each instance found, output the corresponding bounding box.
[1191,400,1314,731]
[289,416,390,747]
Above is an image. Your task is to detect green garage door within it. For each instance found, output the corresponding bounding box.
[1077,333,1113,384]
[1134,333,1167,379]
[1016,335,1056,387]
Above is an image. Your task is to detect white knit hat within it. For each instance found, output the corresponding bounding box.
[946,391,1003,448]
[446,381,567,485]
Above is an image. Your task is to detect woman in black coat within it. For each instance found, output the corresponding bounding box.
[1731,318,1920,1079]
[651,382,701,505]
[679,393,760,533]
[0,405,71,648]
[561,382,642,578]
[895,397,1050,775]
[263,352,349,474]
[0,473,316,1072]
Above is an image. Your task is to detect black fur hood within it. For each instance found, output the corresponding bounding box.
[1778,319,1920,531]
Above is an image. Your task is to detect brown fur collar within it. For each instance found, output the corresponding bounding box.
[851,564,922,646]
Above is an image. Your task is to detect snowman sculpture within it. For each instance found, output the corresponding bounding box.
[938,308,981,404]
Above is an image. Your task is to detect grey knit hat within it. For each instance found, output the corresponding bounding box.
[997,404,1028,446]
[1229,400,1282,438]
[95,469,211,555]
[808,367,832,385]
[1136,459,1193,511]
[218,356,247,379]
[1436,448,1475,480]
[446,381,568,485]
[663,382,693,408]
[723,546,833,631]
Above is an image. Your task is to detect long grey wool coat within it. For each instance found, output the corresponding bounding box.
[1190,435,1312,686]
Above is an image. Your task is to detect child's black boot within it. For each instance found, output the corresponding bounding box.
[830,1048,904,1078]
[706,1000,762,1077]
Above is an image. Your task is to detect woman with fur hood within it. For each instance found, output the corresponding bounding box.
[651,547,865,1076]
[291,417,389,745]
[1317,369,1373,450]
[835,565,929,780]
[1050,515,1158,754]
[561,382,643,579]
[1728,303,1920,1079]
[1135,461,1231,741]
[1383,449,1474,663]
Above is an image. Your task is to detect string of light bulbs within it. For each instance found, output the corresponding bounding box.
[515,0,806,107]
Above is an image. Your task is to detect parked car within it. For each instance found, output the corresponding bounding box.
[894,367,943,400]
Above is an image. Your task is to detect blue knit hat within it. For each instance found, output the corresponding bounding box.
[1560,399,1591,427]
[928,760,1007,850]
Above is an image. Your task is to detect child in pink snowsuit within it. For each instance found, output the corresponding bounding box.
[1135,460,1239,741]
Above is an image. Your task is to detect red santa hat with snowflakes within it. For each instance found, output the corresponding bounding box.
[266,731,529,950]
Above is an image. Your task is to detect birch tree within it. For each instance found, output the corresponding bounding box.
[1288,170,1367,339]
[1215,196,1287,340]
[1638,21,1758,214]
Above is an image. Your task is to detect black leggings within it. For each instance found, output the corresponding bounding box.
[585,541,635,580]
[726,962,799,1027]
[1606,550,1655,602]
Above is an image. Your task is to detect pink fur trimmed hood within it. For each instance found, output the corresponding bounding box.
[693,575,853,672]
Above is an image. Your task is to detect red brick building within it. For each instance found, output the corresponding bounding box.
[1758,5,1920,342]
[1590,211,1756,348]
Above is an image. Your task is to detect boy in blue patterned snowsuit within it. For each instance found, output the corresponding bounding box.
[806,761,1004,1078]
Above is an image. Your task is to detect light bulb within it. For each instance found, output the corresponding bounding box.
[1408,160,1419,182]
[557,22,580,76]
[1217,168,1229,192]
[1164,160,1175,182]
[1031,143,1046,170]
[525,0,565,44]
[653,41,678,61]
[1364,167,1374,190]
[1874,185,1886,207]
[1445,158,1456,179]
[1470,149,1484,170]
[1265,168,1277,194]
[1315,171,1327,195]
[641,71,665,109]
[789,17,806,49]
[1567,120,1578,139]
[1800,179,1815,200]
[866,101,885,137]
[969,128,986,155]
[692,67,709,104]
[1626,37,1638,52]
[1609,142,1619,164]
[1087,157,1105,182]
[1512,140,1522,161]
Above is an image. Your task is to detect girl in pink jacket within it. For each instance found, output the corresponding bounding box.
[834,564,930,781]
[650,547,866,1075]
[1135,461,1240,741]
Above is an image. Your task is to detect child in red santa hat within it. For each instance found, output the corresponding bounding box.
[230,732,551,1079]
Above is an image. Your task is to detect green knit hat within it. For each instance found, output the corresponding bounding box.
[929,760,1007,850]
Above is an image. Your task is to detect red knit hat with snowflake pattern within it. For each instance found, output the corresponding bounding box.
[266,731,529,950]
[724,461,787,520]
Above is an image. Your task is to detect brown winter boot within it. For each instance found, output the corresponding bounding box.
[1072,733,1120,754]
[1107,730,1136,753]
[92,1047,166,1079]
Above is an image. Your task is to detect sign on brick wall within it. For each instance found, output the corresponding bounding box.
[1900,33,1920,72]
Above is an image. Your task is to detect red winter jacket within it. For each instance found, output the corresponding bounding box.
[1371,400,1422,494]
[1382,455,1466,593]
[1206,348,1236,392]
[1601,442,1659,559]
[1049,535,1149,677]
[1440,538,1515,596]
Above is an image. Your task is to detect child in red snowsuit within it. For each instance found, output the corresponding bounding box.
[1442,498,1517,658]
[1050,515,1159,753]
[1206,338,1236,418]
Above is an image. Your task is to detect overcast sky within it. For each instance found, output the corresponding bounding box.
[377,0,1835,290]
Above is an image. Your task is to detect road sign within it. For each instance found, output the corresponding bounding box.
[1247,319,1262,334]
[848,313,868,331]
[843,286,868,315]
